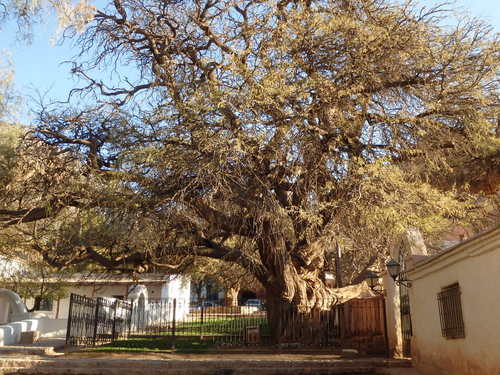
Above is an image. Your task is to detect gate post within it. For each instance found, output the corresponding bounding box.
[171,298,177,348]
[111,299,118,341]
[200,299,204,339]
[128,300,133,338]
[93,297,101,346]
[65,293,75,346]
[382,296,390,358]
[172,298,177,335]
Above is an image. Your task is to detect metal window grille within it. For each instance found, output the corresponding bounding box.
[437,283,465,339]
[35,296,53,311]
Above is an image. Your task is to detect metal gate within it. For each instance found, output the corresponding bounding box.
[399,283,412,356]
[399,249,412,357]
[66,293,133,346]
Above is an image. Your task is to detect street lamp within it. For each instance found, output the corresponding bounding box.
[385,259,411,287]
[365,270,384,295]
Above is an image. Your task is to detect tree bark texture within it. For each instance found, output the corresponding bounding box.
[225,287,240,307]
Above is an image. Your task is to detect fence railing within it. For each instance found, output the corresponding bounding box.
[66,294,132,346]
[129,299,268,345]
[66,294,387,353]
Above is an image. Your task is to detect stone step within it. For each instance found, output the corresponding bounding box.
[0,348,56,356]
[0,359,408,370]
[0,367,376,375]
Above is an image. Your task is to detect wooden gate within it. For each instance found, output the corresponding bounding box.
[341,296,389,355]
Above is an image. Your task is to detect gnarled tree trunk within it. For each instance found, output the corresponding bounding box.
[258,240,373,345]
[225,286,240,307]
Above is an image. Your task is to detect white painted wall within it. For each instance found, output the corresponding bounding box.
[407,227,500,375]
[382,273,402,357]
[0,317,67,346]
[160,275,191,301]
[1,275,192,345]
[160,275,191,319]
[25,283,158,319]
[0,289,28,324]
[24,278,190,320]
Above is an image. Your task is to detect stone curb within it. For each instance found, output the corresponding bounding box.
[0,367,377,375]
[0,358,410,370]
[0,348,55,356]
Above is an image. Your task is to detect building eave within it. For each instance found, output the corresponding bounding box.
[407,225,500,280]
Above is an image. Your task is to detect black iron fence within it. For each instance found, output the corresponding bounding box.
[129,298,269,345]
[66,294,132,346]
[66,294,387,353]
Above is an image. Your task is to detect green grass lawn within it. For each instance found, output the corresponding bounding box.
[174,316,268,336]
[87,315,270,353]
[89,337,215,353]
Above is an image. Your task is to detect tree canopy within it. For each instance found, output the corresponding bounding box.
[0,0,499,340]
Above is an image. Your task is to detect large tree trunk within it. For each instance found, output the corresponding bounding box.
[265,247,337,345]
[265,286,330,346]
[259,241,374,345]
[225,286,239,307]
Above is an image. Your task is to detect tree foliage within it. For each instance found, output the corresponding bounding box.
[189,257,261,305]
[0,0,499,340]
[0,0,95,38]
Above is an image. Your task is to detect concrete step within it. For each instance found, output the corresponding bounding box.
[0,367,376,375]
[0,359,408,370]
[0,347,56,356]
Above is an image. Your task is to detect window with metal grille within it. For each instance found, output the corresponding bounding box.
[437,283,465,339]
[34,296,53,311]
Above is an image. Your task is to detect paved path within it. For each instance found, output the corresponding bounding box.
[0,344,426,375]
[0,352,421,375]
[0,338,65,356]
[377,369,424,375]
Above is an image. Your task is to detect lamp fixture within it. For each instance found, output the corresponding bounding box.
[385,258,411,288]
[365,270,385,295]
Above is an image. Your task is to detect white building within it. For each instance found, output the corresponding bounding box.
[384,225,500,375]
[0,268,191,345]
[22,273,191,320]
[406,226,500,375]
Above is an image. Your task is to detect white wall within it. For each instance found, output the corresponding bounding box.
[27,284,138,319]
[2,276,192,344]
[34,282,180,320]
[0,289,29,323]
[408,227,500,375]
[160,276,191,319]
[382,273,402,357]
[160,275,191,301]
[0,317,67,346]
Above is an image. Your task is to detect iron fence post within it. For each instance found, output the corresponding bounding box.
[172,298,177,336]
[128,300,133,338]
[200,298,204,339]
[93,297,101,346]
[111,299,118,341]
[65,293,74,346]
[171,298,177,348]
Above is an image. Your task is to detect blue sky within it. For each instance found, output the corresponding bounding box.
[1,0,499,123]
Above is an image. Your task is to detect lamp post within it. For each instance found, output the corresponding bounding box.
[365,270,385,295]
[385,259,411,288]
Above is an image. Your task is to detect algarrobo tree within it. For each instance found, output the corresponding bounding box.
[1,0,499,341]
[189,258,262,306]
